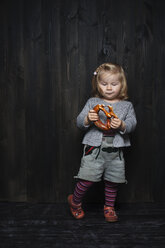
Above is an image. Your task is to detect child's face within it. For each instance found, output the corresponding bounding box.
[98,72,122,102]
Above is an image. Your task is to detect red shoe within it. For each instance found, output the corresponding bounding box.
[67,194,85,219]
[104,205,118,222]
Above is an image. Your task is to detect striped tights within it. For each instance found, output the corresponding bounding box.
[72,180,118,207]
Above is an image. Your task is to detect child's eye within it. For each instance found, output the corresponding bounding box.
[100,81,107,86]
[112,82,119,86]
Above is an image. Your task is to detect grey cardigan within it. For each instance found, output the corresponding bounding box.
[77,97,137,147]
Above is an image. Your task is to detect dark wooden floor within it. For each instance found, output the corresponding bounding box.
[0,202,165,248]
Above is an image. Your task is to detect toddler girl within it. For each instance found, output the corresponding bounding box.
[68,63,137,222]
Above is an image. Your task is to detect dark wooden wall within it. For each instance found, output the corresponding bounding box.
[0,0,165,203]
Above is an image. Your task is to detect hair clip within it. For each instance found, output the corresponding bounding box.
[93,71,97,75]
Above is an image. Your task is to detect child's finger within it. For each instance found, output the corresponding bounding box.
[90,114,99,120]
[89,109,97,114]
[112,118,120,124]
[88,112,99,121]
[111,118,121,128]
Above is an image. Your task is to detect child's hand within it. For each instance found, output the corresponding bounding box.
[84,110,99,126]
[111,118,126,132]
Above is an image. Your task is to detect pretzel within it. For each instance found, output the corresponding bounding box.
[93,104,118,131]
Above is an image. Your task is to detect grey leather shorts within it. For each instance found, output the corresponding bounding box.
[74,136,126,183]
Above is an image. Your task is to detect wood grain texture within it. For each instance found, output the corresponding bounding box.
[0,0,165,203]
[0,202,165,247]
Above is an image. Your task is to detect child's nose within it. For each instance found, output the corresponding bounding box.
[107,84,112,90]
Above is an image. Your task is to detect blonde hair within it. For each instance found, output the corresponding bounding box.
[92,63,128,100]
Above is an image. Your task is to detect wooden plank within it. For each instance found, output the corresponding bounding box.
[0,0,165,203]
[0,0,27,201]
[0,202,165,247]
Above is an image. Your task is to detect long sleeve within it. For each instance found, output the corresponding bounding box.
[76,97,137,147]
[121,102,137,134]
[77,99,92,130]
